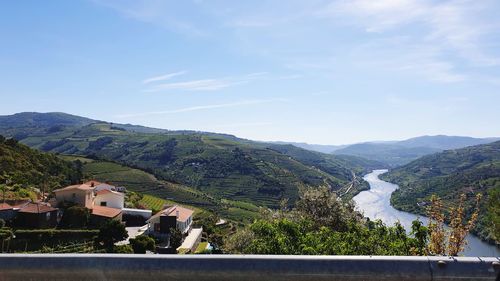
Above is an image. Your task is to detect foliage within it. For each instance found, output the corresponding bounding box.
[96,220,128,252]
[10,229,98,252]
[0,136,82,198]
[169,228,183,250]
[426,194,482,256]
[114,244,134,254]
[0,219,5,229]
[129,235,155,253]
[488,186,500,242]
[225,187,429,255]
[59,206,91,228]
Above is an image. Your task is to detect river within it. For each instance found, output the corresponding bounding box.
[353,169,500,257]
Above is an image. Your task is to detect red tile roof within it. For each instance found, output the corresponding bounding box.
[91,205,122,218]
[149,205,194,223]
[0,203,13,211]
[96,189,113,195]
[54,182,96,192]
[19,203,57,214]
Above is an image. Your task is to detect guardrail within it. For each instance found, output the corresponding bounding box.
[0,254,499,281]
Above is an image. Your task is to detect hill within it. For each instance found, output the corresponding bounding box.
[0,135,82,199]
[0,112,381,207]
[382,141,500,243]
[333,135,499,166]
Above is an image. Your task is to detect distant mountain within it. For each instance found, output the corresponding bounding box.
[0,112,95,128]
[270,141,347,154]
[333,135,500,166]
[382,141,500,244]
[397,135,500,150]
[0,112,381,207]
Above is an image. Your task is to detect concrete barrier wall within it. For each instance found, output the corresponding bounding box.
[0,254,498,281]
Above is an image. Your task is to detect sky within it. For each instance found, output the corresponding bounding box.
[0,0,499,145]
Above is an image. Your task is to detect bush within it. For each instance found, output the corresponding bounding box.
[96,220,128,252]
[0,218,5,228]
[129,235,155,254]
[11,229,98,252]
[114,244,133,253]
[59,206,90,228]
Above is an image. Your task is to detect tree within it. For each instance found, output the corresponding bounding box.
[59,206,90,228]
[426,193,482,256]
[488,187,500,242]
[169,228,183,250]
[96,220,128,252]
[130,235,155,254]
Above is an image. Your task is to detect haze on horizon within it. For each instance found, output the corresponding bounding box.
[1,0,500,145]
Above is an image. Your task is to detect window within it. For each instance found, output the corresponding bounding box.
[100,201,107,206]
[46,212,51,221]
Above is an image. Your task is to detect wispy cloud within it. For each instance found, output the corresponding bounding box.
[142,72,271,92]
[114,98,287,118]
[142,70,187,84]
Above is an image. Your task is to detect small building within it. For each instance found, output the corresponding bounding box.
[0,203,15,221]
[146,205,194,237]
[15,202,58,228]
[93,189,124,209]
[53,182,96,208]
[90,205,122,226]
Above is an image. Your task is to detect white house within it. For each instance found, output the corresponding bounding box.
[93,189,124,209]
[147,205,194,236]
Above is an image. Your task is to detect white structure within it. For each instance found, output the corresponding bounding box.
[147,205,194,235]
[122,208,152,219]
[177,227,203,253]
[93,189,124,209]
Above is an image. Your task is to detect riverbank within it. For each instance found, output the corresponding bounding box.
[353,170,500,257]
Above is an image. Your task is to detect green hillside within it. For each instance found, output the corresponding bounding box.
[0,112,381,208]
[0,136,82,198]
[382,141,500,244]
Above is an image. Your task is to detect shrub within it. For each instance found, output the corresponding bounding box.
[96,220,128,252]
[129,235,155,254]
[114,244,133,253]
[59,206,90,228]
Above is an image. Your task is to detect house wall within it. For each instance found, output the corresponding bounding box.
[177,216,192,234]
[93,193,124,209]
[15,210,58,229]
[55,189,93,208]
[0,209,15,221]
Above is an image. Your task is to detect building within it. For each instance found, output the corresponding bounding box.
[93,189,124,209]
[0,203,15,221]
[15,202,58,228]
[53,181,96,208]
[146,205,194,237]
[90,205,122,226]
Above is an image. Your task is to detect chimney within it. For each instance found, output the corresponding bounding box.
[176,210,179,218]
[91,182,95,187]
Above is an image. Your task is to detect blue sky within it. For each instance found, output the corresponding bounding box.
[1,0,499,144]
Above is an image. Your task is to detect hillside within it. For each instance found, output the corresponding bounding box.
[59,156,259,223]
[0,112,380,207]
[382,141,500,243]
[0,136,82,198]
[333,135,499,166]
